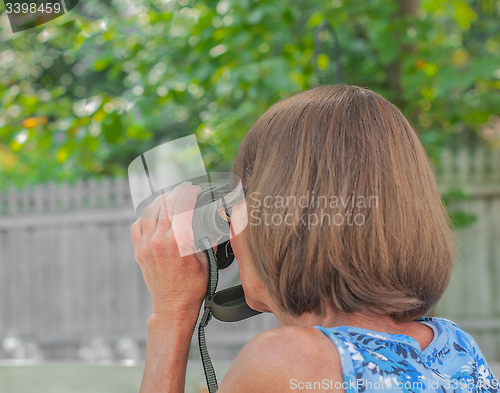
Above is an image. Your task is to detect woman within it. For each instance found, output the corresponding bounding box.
[131,85,498,392]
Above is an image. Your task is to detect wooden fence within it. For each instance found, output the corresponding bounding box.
[433,147,500,362]
[438,146,500,186]
[0,146,499,362]
[0,179,147,360]
[0,177,276,362]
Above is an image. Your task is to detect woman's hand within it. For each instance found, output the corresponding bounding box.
[131,183,210,393]
[130,182,209,324]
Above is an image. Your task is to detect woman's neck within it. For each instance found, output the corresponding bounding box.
[253,285,422,336]
[275,306,417,336]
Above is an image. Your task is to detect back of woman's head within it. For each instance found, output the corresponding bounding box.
[232,84,455,322]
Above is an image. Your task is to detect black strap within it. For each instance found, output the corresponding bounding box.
[198,238,219,393]
[205,285,261,322]
[197,238,262,392]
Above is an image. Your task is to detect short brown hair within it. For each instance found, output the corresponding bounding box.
[232,84,455,322]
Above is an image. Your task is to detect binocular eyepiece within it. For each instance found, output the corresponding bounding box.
[192,182,240,270]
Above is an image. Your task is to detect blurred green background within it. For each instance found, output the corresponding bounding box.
[1,0,500,192]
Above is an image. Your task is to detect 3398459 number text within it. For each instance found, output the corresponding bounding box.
[5,2,61,14]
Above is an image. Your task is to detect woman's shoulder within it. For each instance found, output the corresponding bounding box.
[421,317,488,354]
[418,316,477,347]
[217,326,344,393]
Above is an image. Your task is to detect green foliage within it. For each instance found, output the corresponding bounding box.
[449,211,478,229]
[0,0,500,195]
[442,189,478,229]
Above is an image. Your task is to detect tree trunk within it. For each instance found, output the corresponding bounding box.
[386,0,419,103]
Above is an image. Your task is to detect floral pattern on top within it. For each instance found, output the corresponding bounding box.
[315,317,499,393]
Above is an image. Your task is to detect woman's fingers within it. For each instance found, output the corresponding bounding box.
[130,182,209,317]
[171,185,202,256]
[131,217,143,251]
[140,194,168,239]
[131,182,203,263]
[140,183,190,240]
[153,182,191,238]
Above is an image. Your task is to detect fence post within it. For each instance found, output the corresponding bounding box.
[47,182,57,213]
[113,178,128,207]
[492,149,500,183]
[34,185,45,213]
[102,177,111,208]
[458,147,470,185]
[88,179,99,208]
[74,181,84,209]
[60,183,70,211]
[8,188,19,215]
[0,190,4,215]
[440,147,454,187]
[474,146,485,185]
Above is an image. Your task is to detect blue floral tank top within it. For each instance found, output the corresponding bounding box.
[314,317,499,392]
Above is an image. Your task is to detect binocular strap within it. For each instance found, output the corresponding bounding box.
[198,238,220,393]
